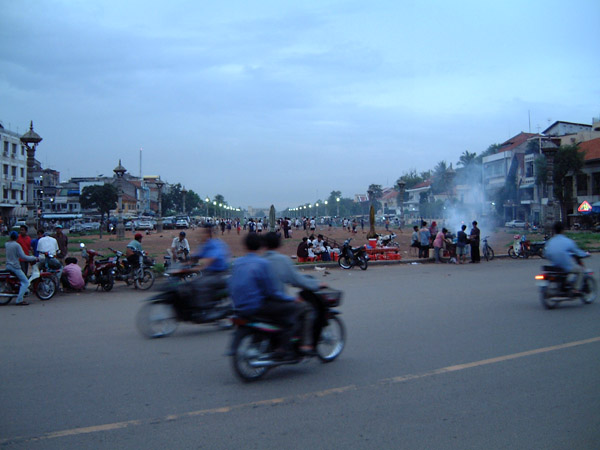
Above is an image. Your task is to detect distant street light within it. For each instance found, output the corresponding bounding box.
[336,197,340,217]
[205,197,210,218]
[155,179,165,232]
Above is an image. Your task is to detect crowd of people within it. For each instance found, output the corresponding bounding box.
[410,220,482,264]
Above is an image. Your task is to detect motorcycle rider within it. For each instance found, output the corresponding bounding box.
[544,221,588,292]
[126,233,144,268]
[5,231,39,305]
[229,233,300,359]
[263,232,325,354]
[171,231,190,261]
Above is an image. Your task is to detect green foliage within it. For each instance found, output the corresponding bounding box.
[163,183,201,215]
[367,184,383,212]
[457,150,477,168]
[80,184,118,218]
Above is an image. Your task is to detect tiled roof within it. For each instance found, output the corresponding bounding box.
[580,137,600,161]
[497,132,539,153]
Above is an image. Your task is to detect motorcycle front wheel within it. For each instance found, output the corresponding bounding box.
[338,255,352,269]
[358,256,368,270]
[581,276,597,304]
[317,316,345,362]
[136,302,178,338]
[135,269,155,290]
[232,330,270,381]
[0,281,15,305]
[508,248,518,259]
[35,277,57,301]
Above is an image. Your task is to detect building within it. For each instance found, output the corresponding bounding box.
[0,123,28,224]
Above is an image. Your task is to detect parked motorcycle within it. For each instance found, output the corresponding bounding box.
[135,272,231,338]
[109,248,156,290]
[338,239,369,270]
[0,263,57,304]
[535,254,597,309]
[229,287,345,381]
[377,232,399,248]
[509,234,548,259]
[80,243,115,291]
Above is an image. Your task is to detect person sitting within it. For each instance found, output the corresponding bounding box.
[61,257,85,291]
[171,231,190,262]
[296,237,309,262]
[307,243,316,262]
[544,221,589,292]
[229,233,300,359]
[126,233,144,269]
[263,232,324,353]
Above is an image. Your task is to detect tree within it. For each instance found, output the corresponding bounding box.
[431,160,449,194]
[367,184,383,213]
[457,150,477,168]
[163,183,201,215]
[79,184,118,237]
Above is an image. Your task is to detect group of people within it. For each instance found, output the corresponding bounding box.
[4,224,85,305]
[410,220,482,264]
[296,234,334,262]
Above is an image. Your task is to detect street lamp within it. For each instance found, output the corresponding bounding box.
[205,197,210,218]
[181,186,187,214]
[113,160,127,239]
[155,179,165,232]
[542,141,559,234]
[336,197,340,217]
[397,179,406,225]
[20,121,42,236]
[212,201,216,216]
[315,202,319,218]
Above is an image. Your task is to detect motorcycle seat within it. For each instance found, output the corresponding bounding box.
[542,265,565,273]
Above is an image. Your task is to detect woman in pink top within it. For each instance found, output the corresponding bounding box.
[433,228,448,263]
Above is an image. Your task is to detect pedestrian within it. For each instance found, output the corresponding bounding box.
[410,225,420,257]
[53,225,68,261]
[418,221,431,258]
[456,224,468,264]
[469,221,481,263]
[433,227,448,263]
[5,231,38,305]
[17,225,32,276]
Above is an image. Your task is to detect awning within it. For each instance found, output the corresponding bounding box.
[519,183,535,189]
[7,206,29,217]
[41,213,83,219]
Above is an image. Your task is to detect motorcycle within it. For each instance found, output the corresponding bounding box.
[0,263,57,304]
[509,234,548,259]
[338,239,369,270]
[535,255,597,309]
[135,272,231,338]
[80,243,115,291]
[229,287,345,381]
[109,248,156,290]
[377,232,399,248]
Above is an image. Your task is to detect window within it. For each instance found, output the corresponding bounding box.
[2,188,7,199]
[20,168,24,178]
[11,143,16,154]
[576,174,588,196]
[11,166,16,177]
[3,141,8,154]
[3,164,8,175]
[592,172,600,195]
[11,190,16,200]
[21,146,24,156]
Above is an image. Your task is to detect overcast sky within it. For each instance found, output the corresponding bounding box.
[1,0,599,210]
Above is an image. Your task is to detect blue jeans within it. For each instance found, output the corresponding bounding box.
[8,267,29,303]
[434,247,441,262]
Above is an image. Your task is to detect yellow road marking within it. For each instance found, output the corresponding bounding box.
[3,336,599,445]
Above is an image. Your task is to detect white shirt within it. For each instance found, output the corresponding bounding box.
[171,237,190,253]
[37,235,59,256]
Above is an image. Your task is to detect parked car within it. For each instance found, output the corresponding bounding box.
[504,220,526,228]
[162,217,176,229]
[124,221,134,230]
[175,217,189,229]
[135,220,154,231]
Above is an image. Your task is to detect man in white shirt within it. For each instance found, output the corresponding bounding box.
[36,231,62,281]
[171,231,190,261]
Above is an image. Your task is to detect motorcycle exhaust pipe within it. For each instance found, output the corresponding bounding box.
[0,293,16,297]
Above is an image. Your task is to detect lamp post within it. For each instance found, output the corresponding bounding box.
[336,197,340,218]
[155,180,164,232]
[315,202,319,218]
[20,121,42,236]
[397,179,406,225]
[181,186,187,215]
[205,197,210,218]
[113,160,127,239]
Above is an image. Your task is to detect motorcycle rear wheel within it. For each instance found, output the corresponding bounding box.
[101,272,114,292]
[232,330,270,381]
[338,255,352,269]
[35,278,57,301]
[135,269,155,290]
[0,281,15,305]
[317,316,345,362]
[540,287,558,310]
[136,302,178,338]
[358,256,368,270]
[581,276,597,304]
[508,248,518,259]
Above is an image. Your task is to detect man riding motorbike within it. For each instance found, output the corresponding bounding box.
[263,232,325,354]
[544,221,589,292]
[229,233,300,360]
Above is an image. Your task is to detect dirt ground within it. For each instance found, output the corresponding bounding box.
[65,224,523,264]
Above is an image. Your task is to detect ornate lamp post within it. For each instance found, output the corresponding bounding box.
[155,179,164,232]
[181,186,187,215]
[397,179,406,224]
[542,142,559,234]
[113,160,127,239]
[20,121,42,236]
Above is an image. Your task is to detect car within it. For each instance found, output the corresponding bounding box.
[175,219,189,229]
[124,221,134,231]
[135,220,154,231]
[504,220,526,228]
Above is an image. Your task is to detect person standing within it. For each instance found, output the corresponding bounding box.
[418,221,431,259]
[53,225,68,261]
[17,225,32,276]
[469,221,481,263]
[410,225,420,257]
[433,227,448,263]
[456,224,468,264]
[5,231,38,305]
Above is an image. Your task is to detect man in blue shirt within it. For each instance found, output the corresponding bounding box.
[544,221,588,291]
[229,233,300,357]
[191,225,229,273]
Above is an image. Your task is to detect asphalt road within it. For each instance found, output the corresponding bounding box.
[1,256,599,449]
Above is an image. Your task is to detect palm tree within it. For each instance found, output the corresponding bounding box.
[457,150,477,168]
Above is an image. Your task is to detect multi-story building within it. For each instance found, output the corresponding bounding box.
[0,123,28,224]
